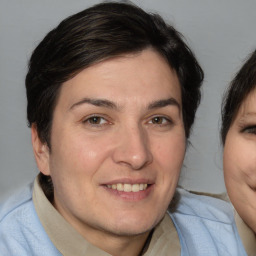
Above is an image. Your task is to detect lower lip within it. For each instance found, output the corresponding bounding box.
[102,185,154,201]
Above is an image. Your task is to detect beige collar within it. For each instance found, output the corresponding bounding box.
[33,177,180,256]
[234,211,256,256]
[143,214,180,256]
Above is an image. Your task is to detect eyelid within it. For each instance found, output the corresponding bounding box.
[240,125,256,134]
[82,114,111,125]
[147,115,173,125]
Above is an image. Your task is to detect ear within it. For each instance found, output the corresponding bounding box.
[31,124,51,175]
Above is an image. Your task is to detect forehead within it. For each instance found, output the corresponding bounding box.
[57,49,181,109]
[237,88,256,117]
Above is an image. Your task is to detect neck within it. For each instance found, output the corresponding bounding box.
[53,196,152,255]
[95,231,151,256]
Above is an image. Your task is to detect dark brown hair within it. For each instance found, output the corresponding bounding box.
[25,1,204,198]
[221,50,256,144]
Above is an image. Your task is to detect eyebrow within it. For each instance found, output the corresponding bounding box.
[70,97,180,111]
[148,98,180,110]
[237,111,256,123]
[70,98,118,110]
[238,112,256,120]
[241,112,256,116]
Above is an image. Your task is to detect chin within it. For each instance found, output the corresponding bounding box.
[109,212,163,236]
[110,223,152,237]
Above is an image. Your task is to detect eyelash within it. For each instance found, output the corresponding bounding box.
[82,115,109,126]
[148,116,173,126]
[241,125,256,134]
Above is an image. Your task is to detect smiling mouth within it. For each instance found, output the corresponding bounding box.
[106,183,148,192]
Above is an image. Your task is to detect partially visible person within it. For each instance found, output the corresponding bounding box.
[222,50,256,255]
[0,1,247,255]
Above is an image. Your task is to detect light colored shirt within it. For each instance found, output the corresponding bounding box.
[33,177,180,256]
[0,176,249,255]
[189,189,256,256]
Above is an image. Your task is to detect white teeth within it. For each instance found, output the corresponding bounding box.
[132,184,140,192]
[107,183,148,192]
[117,183,123,191]
[124,184,132,192]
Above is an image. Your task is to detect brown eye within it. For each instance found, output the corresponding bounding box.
[152,117,164,124]
[83,116,108,126]
[149,116,172,125]
[88,116,102,124]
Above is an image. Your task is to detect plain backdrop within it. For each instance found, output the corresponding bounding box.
[1,0,256,200]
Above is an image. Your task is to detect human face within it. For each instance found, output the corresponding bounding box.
[224,89,256,233]
[34,49,185,244]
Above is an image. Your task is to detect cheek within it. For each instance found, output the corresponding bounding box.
[224,139,256,192]
[153,135,185,208]
[223,144,239,180]
[224,141,254,174]
[49,134,111,189]
[49,138,108,202]
[154,134,186,172]
[223,135,244,177]
[63,129,112,161]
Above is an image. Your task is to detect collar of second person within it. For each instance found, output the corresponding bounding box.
[235,211,256,256]
[32,176,180,256]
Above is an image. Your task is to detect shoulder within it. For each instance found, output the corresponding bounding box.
[0,183,35,254]
[0,183,33,223]
[168,188,247,256]
[172,187,234,223]
[0,183,61,255]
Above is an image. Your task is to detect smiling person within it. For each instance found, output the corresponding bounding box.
[222,50,256,255]
[0,1,247,256]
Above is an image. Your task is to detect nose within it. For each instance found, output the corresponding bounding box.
[112,125,153,170]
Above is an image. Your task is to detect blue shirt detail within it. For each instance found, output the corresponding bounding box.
[0,185,247,255]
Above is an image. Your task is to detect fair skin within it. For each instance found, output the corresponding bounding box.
[224,89,256,234]
[32,48,185,256]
